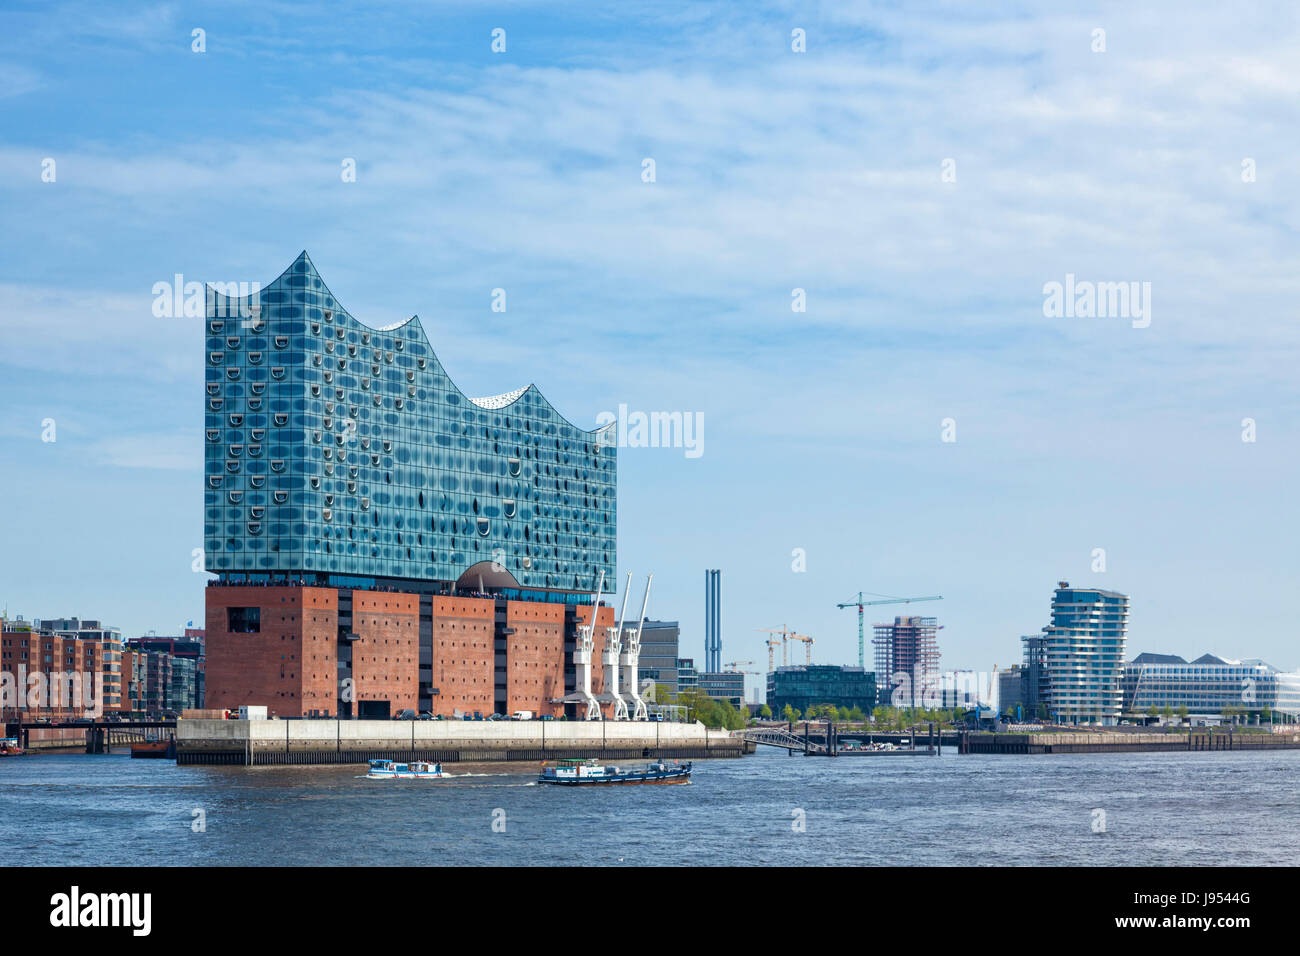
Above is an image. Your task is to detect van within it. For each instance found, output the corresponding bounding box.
[511,710,534,721]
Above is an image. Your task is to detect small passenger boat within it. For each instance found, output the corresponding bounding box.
[366,759,448,779]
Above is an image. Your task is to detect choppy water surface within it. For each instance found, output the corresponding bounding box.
[3,747,1298,865]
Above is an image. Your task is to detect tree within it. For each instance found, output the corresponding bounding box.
[759,704,772,719]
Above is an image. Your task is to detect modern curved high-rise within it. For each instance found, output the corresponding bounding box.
[204,251,616,592]
[203,252,619,720]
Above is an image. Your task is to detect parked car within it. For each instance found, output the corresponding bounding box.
[395,709,417,720]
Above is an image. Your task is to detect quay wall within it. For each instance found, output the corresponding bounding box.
[175,718,744,766]
[960,731,1300,755]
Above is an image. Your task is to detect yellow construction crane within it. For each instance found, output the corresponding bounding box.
[788,633,814,665]
[756,626,797,671]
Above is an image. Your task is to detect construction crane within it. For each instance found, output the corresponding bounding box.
[836,592,943,669]
[788,633,814,665]
[756,626,796,671]
[724,660,754,671]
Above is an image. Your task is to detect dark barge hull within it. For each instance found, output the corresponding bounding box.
[539,769,691,785]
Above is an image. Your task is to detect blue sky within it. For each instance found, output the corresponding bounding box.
[1,2,1297,699]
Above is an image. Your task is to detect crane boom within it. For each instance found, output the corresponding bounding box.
[835,592,942,668]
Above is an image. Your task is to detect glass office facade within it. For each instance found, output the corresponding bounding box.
[204,253,616,593]
[1122,653,1300,721]
[766,665,877,715]
[637,621,680,691]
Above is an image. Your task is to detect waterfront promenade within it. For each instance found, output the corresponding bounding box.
[175,717,746,765]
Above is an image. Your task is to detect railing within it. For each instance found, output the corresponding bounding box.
[735,727,827,753]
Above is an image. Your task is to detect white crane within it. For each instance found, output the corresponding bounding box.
[571,569,604,720]
[599,572,631,720]
[621,573,653,721]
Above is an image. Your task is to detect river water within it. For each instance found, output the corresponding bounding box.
[3,746,1297,866]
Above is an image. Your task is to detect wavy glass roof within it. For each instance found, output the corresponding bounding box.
[203,252,616,591]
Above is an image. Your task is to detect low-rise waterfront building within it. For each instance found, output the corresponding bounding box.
[698,670,745,707]
[636,621,679,692]
[766,664,876,716]
[676,658,698,691]
[1122,652,1300,723]
[997,664,1027,716]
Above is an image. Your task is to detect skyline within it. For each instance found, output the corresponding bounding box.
[1,1,1297,698]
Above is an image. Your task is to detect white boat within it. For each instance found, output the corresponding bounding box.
[367,759,448,779]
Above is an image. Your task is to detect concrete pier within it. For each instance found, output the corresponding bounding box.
[959,730,1300,755]
[175,718,744,766]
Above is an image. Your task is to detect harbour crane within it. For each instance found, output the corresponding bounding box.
[599,572,632,720]
[568,570,605,720]
[620,572,653,721]
[836,592,943,669]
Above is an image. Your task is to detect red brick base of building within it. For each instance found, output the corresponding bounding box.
[205,584,608,719]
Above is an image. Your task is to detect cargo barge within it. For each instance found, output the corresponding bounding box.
[539,758,691,785]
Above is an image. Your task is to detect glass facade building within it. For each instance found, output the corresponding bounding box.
[698,671,745,707]
[636,621,680,691]
[766,665,877,715]
[204,252,616,595]
[1122,653,1300,722]
[1022,581,1129,725]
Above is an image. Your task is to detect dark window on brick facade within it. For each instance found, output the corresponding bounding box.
[227,607,261,633]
